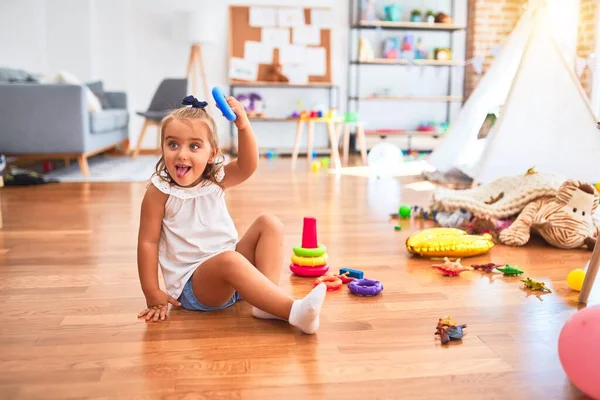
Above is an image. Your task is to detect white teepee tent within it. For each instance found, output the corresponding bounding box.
[426,3,535,173]
[427,0,600,185]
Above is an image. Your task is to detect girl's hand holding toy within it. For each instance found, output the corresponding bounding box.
[212,87,250,130]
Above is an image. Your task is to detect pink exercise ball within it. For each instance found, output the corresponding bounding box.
[558,305,600,399]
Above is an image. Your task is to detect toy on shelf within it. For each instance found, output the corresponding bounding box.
[431,257,472,277]
[348,278,383,296]
[266,63,289,83]
[435,12,453,23]
[496,265,524,276]
[521,277,552,293]
[314,275,342,291]
[406,227,495,259]
[383,37,400,59]
[435,316,467,345]
[290,217,329,277]
[361,0,377,21]
[471,263,503,273]
[384,4,402,21]
[410,9,422,22]
[425,10,435,23]
[359,38,375,61]
[434,48,452,61]
[235,93,265,118]
[414,38,427,59]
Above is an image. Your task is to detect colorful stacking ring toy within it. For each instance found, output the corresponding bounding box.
[348,278,383,297]
[291,254,328,267]
[293,244,327,257]
[314,275,343,291]
[290,263,329,277]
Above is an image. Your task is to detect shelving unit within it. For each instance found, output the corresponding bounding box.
[228,82,339,156]
[346,0,467,152]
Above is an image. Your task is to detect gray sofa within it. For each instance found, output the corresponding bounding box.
[0,80,129,177]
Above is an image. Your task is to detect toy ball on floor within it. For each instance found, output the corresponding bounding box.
[367,142,403,175]
[558,306,600,400]
[567,269,586,291]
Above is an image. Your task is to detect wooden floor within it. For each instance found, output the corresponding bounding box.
[0,158,597,399]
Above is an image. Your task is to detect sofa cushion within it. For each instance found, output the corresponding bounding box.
[90,109,129,134]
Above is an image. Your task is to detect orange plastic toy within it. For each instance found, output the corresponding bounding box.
[314,275,343,291]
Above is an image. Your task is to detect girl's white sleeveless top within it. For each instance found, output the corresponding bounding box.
[150,169,238,300]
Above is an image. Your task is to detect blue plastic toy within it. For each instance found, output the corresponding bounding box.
[339,267,364,279]
[211,87,237,122]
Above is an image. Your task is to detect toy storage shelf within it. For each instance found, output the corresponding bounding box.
[347,0,467,153]
[230,81,336,88]
[228,82,339,156]
[365,129,443,136]
[350,95,463,102]
[353,20,465,31]
[351,58,465,66]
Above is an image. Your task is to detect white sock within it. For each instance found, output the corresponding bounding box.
[252,306,283,320]
[288,283,327,334]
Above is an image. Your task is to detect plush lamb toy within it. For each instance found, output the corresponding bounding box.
[499,180,599,250]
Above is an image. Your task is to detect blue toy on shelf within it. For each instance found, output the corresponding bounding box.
[212,87,237,122]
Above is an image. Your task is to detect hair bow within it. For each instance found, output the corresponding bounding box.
[182,95,208,108]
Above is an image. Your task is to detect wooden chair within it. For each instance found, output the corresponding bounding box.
[131,79,188,159]
[340,112,368,166]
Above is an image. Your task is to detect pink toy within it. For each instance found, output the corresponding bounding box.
[302,217,318,248]
[290,263,329,276]
[558,305,600,399]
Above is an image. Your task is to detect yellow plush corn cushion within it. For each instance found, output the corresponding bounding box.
[406,228,494,258]
[291,253,328,266]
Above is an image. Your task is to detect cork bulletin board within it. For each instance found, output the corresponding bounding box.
[228,5,332,85]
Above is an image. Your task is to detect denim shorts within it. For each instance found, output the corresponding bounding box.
[178,276,242,312]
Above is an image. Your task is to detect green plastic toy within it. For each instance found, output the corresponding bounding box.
[521,277,552,293]
[495,265,524,276]
[398,205,411,219]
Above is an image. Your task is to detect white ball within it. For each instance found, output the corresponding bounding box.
[367,142,404,174]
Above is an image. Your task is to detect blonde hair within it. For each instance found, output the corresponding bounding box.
[153,106,224,188]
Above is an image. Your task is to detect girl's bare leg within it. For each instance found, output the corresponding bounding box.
[236,214,285,319]
[190,250,326,334]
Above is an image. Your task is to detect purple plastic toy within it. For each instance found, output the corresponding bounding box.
[348,278,383,296]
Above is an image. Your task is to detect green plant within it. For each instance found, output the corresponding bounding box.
[411,9,422,17]
[425,10,435,17]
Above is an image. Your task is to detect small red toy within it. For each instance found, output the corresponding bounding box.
[335,271,355,283]
[432,257,472,277]
[314,275,343,291]
[471,263,503,273]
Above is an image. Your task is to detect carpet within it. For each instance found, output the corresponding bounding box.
[45,155,160,182]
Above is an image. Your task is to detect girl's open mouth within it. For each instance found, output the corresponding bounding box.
[175,164,191,178]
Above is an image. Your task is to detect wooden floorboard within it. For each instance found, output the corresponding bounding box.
[0,158,597,399]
